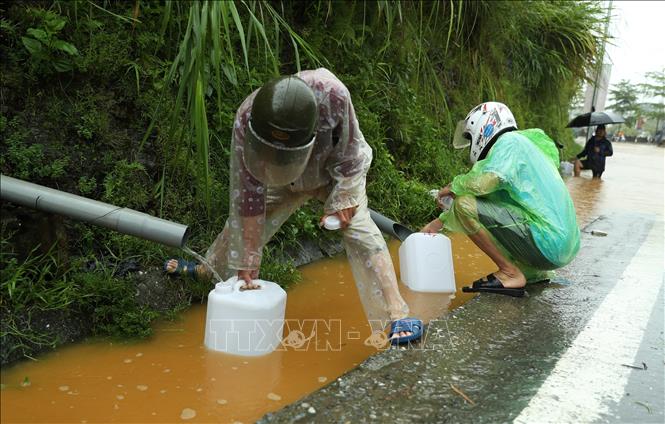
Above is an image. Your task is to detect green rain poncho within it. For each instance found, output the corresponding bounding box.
[441,129,580,274]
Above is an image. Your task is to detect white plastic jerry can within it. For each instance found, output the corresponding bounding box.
[398,232,456,293]
[204,277,287,356]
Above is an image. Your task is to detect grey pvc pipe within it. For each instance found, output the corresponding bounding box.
[369,209,414,242]
[1,175,190,248]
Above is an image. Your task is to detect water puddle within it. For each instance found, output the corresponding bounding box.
[565,143,664,224]
[0,234,492,423]
[3,143,659,423]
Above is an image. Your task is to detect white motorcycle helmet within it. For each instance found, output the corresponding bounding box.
[452,102,518,163]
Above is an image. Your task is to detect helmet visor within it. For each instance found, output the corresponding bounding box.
[452,120,472,149]
[243,121,315,186]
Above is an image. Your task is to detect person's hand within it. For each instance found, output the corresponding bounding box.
[437,184,455,199]
[421,219,443,234]
[238,269,260,290]
[321,206,357,229]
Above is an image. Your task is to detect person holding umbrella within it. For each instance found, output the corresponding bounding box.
[574,124,613,179]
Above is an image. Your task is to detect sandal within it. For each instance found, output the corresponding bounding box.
[389,317,423,345]
[463,274,525,297]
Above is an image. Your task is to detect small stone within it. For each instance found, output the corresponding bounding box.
[308,407,316,414]
[123,359,132,364]
[59,386,69,392]
[135,353,143,357]
[217,399,228,405]
[317,376,327,383]
[160,389,167,394]
[163,369,171,373]
[267,392,282,401]
[196,388,203,392]
[301,403,310,408]
[116,395,124,400]
[136,385,148,391]
[180,408,196,420]
[370,413,377,419]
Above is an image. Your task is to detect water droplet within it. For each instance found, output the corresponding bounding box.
[267,392,282,401]
[180,408,196,420]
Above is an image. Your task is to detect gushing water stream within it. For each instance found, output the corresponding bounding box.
[182,246,224,284]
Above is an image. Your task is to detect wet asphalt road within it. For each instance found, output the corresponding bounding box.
[259,214,663,423]
[260,145,664,424]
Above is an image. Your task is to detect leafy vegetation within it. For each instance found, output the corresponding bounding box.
[0,0,607,360]
[607,69,665,137]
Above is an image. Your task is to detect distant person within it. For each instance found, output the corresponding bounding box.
[574,124,613,179]
[422,102,580,297]
[165,68,421,344]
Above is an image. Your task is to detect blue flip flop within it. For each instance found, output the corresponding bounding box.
[163,258,197,277]
[389,317,423,345]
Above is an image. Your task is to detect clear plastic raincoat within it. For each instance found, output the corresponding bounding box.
[440,129,580,278]
[205,68,408,323]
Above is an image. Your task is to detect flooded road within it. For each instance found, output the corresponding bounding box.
[1,236,491,423]
[565,142,664,223]
[2,142,659,423]
[257,143,664,424]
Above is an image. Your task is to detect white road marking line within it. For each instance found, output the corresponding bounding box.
[514,221,664,424]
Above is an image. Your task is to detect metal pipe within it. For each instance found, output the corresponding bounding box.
[369,209,414,242]
[1,175,190,248]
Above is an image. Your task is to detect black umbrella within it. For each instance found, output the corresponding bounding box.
[566,111,625,128]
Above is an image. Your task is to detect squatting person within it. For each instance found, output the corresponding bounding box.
[422,102,580,296]
[166,68,422,343]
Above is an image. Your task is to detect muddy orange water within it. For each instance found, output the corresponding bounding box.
[0,237,489,424]
[2,142,660,423]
